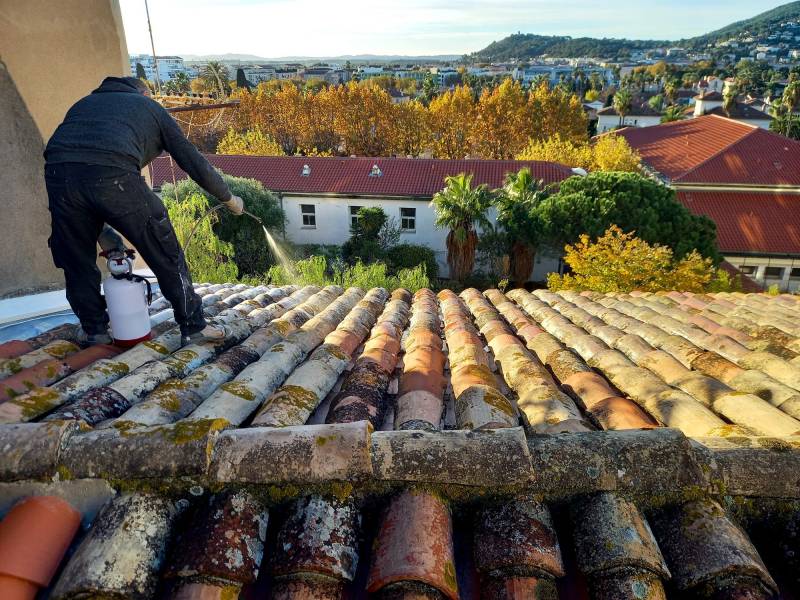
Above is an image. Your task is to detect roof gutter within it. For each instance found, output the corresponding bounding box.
[674,183,800,195]
[722,250,800,260]
[280,191,433,201]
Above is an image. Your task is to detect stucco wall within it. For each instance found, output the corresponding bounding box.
[282,195,451,275]
[281,195,561,281]
[598,114,662,133]
[0,1,129,296]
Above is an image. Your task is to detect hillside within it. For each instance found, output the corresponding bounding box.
[468,1,800,61]
[693,0,800,44]
[468,34,667,61]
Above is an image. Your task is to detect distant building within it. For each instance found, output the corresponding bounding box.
[242,66,276,84]
[129,54,188,82]
[596,103,662,133]
[274,68,299,80]
[692,92,772,129]
[388,88,410,104]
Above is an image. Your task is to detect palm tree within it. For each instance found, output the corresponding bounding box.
[660,105,686,123]
[613,88,632,127]
[201,61,230,98]
[431,173,492,282]
[722,83,738,117]
[782,80,800,114]
[664,79,678,103]
[495,168,548,286]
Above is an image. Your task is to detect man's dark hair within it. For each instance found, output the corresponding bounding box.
[121,76,150,93]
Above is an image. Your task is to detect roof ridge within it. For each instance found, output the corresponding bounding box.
[706,113,758,130]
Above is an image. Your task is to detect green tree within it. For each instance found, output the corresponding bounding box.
[432,173,492,282]
[135,62,147,80]
[421,74,439,105]
[342,206,388,263]
[534,171,720,262]
[723,83,737,116]
[236,68,252,90]
[647,94,664,112]
[493,168,549,285]
[660,104,686,123]
[201,61,230,98]
[166,72,191,94]
[161,173,284,277]
[162,191,238,283]
[613,88,632,126]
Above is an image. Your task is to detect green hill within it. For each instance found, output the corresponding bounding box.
[467,1,800,61]
[694,1,800,43]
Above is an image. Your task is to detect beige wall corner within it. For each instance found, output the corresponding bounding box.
[0,0,130,141]
[0,0,129,297]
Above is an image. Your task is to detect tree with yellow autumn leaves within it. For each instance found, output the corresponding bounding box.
[547,226,733,293]
[517,134,641,172]
[222,77,592,160]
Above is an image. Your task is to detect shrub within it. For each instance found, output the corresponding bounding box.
[386,243,439,279]
[265,256,430,292]
[341,207,401,264]
[161,173,285,277]
[547,226,732,293]
[164,192,238,283]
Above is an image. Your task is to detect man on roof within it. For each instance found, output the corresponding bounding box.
[43,76,243,346]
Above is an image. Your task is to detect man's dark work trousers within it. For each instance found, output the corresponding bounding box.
[45,163,206,336]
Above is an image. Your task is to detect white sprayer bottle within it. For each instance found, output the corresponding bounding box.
[102,249,152,347]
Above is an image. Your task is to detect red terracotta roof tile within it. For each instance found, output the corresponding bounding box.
[618,114,800,187]
[677,190,800,255]
[150,155,573,198]
[617,115,757,180]
[1,284,800,598]
[673,127,800,186]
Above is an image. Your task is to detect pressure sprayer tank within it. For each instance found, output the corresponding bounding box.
[102,250,152,347]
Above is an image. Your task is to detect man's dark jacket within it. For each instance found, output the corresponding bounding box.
[44,77,230,200]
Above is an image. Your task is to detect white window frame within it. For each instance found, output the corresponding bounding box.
[349,205,363,228]
[400,207,416,232]
[300,204,316,229]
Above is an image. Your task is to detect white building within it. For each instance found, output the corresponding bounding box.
[596,104,663,133]
[150,156,576,281]
[242,66,276,84]
[129,54,188,82]
[693,92,773,129]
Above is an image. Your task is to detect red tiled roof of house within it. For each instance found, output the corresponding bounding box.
[617,115,800,184]
[150,155,574,197]
[674,128,799,186]
[678,189,800,255]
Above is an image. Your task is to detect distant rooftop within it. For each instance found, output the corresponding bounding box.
[617,115,799,185]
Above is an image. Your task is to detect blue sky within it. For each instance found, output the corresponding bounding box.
[120,0,786,57]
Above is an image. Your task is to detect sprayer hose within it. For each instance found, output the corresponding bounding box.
[183,204,263,251]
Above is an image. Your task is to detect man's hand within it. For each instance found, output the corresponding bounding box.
[223,195,244,216]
